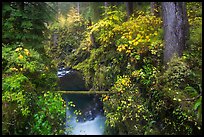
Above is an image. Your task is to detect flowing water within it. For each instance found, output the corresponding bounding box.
[57,67,106,135]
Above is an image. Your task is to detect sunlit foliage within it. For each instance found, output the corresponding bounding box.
[103,75,154,134]
[72,6,163,91]
[45,7,87,68]
[2,2,66,135]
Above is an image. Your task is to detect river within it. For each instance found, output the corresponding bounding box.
[57,67,106,135]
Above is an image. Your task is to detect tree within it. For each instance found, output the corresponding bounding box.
[104,2,109,14]
[104,2,109,8]
[77,2,80,14]
[162,2,189,64]
[104,2,119,12]
[125,2,134,19]
[150,2,159,16]
[88,17,96,48]
[53,2,59,48]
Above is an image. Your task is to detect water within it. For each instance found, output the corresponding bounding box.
[58,67,106,135]
[70,115,106,135]
[64,94,106,135]
[57,67,73,78]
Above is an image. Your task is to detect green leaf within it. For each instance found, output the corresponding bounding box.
[135,55,140,60]
[185,86,197,92]
[21,21,33,28]
[194,96,202,110]
[149,120,156,126]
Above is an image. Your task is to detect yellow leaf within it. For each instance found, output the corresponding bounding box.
[24,51,30,56]
[137,34,141,39]
[15,48,20,52]
[126,50,131,54]
[82,47,87,50]
[45,67,49,70]
[138,39,142,43]
[18,54,23,59]
[134,41,139,46]
[10,67,18,71]
[24,49,29,52]
[103,96,109,101]
[15,47,22,52]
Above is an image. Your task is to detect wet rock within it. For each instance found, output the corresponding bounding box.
[58,67,87,91]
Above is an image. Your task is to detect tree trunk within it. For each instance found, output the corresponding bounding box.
[104,2,115,15]
[150,2,159,16]
[16,2,24,41]
[162,2,189,64]
[77,2,80,14]
[56,2,59,20]
[20,2,24,10]
[53,30,58,47]
[104,2,109,16]
[109,2,116,6]
[53,2,59,48]
[104,2,117,8]
[125,2,134,19]
[104,2,109,7]
[88,18,96,48]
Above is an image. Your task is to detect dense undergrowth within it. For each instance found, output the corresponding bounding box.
[2,3,66,135]
[46,3,202,135]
